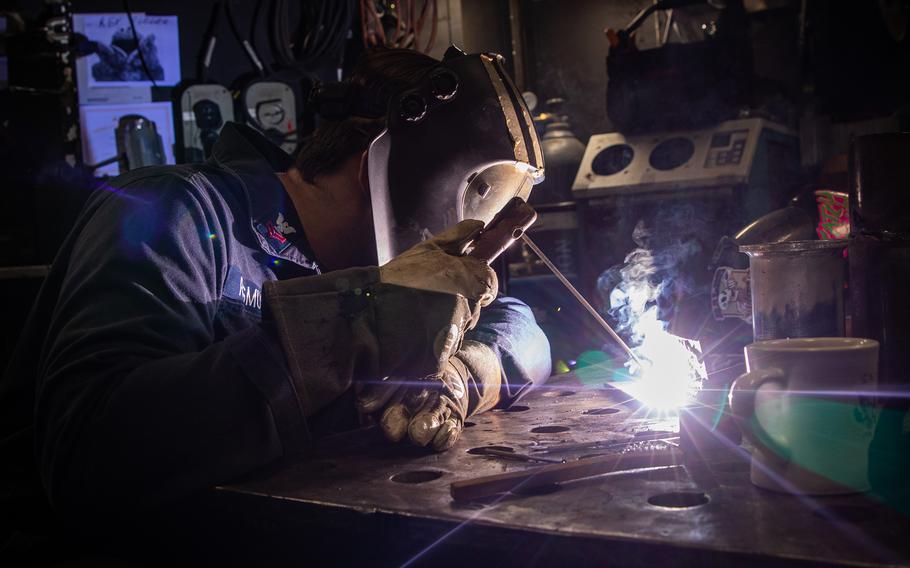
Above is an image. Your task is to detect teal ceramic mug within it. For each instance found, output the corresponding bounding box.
[730,338,879,494]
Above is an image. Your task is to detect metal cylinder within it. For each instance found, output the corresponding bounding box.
[739,240,846,341]
[848,133,910,503]
[850,133,910,235]
[848,133,910,387]
[849,234,910,386]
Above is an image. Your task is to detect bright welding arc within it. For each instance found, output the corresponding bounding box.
[520,234,643,367]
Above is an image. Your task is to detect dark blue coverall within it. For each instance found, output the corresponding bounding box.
[0,123,551,520]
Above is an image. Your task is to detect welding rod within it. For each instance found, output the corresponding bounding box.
[520,234,643,367]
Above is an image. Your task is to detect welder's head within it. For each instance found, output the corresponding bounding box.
[299,46,544,265]
[295,48,437,182]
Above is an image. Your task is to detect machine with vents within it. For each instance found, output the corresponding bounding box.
[572,118,797,203]
[570,117,799,375]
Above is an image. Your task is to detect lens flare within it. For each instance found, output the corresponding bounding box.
[614,306,705,411]
[599,226,707,411]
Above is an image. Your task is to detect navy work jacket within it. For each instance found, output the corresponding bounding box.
[0,123,551,517]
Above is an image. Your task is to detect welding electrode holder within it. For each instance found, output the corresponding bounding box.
[465,197,643,367]
[465,197,538,264]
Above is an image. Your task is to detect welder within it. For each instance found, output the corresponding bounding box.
[0,47,550,527]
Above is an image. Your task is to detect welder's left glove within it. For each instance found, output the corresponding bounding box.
[356,340,502,451]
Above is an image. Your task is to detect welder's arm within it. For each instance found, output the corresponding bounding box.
[34,177,297,520]
[262,221,498,418]
[467,295,552,407]
[353,294,551,451]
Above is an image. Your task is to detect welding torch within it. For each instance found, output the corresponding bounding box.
[466,197,642,368]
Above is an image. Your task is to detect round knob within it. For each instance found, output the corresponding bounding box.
[399,93,427,122]
[430,69,459,101]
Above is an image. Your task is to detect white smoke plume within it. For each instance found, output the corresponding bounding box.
[597,207,709,409]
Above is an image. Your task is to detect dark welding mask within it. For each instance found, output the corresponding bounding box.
[366,48,544,264]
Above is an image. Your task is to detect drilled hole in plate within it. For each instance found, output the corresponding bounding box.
[531,425,571,434]
[648,492,709,508]
[390,470,444,484]
[467,445,515,455]
[512,483,561,496]
[541,390,577,398]
[463,421,477,428]
[584,407,621,415]
[711,461,751,474]
[502,405,530,413]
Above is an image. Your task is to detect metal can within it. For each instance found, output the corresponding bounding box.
[739,240,847,340]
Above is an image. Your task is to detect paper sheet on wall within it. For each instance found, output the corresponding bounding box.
[80,102,176,177]
[73,13,181,104]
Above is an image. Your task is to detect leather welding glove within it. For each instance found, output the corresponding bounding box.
[379,220,497,318]
[356,340,503,451]
[262,220,497,422]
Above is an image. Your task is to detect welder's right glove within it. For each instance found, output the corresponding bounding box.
[262,220,497,423]
[355,340,503,451]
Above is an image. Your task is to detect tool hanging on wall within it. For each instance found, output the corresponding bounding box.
[115,115,166,172]
[360,0,438,53]
[177,1,234,162]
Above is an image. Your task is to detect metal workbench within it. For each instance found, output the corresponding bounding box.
[209,376,910,567]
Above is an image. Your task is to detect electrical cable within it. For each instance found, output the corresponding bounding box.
[358,0,438,53]
[271,0,354,70]
[313,1,352,64]
[420,0,438,52]
[249,0,265,65]
[225,0,266,76]
[199,1,223,82]
[389,0,406,47]
[122,0,158,87]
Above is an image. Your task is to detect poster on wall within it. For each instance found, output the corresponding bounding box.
[74,13,181,88]
[79,102,176,177]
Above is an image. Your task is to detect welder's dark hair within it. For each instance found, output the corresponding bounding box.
[294,48,439,182]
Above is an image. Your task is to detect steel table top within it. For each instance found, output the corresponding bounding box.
[213,376,910,567]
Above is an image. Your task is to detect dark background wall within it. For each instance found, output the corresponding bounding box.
[519,0,908,148]
[523,0,648,141]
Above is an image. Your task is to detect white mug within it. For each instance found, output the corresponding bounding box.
[730,337,879,495]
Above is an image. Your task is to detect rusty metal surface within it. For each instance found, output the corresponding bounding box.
[216,377,910,566]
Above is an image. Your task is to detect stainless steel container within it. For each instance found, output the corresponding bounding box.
[739,240,847,340]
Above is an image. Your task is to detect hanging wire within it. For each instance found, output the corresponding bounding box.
[271,0,355,70]
[359,0,438,53]
[122,0,159,86]
[198,1,223,82]
[226,0,267,76]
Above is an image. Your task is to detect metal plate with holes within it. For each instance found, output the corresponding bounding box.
[214,377,910,566]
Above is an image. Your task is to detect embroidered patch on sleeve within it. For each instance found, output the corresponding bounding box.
[223,265,262,311]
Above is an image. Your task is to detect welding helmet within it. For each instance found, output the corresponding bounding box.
[366,47,545,264]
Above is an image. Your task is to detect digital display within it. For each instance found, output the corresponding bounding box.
[711,132,731,148]
[705,129,749,168]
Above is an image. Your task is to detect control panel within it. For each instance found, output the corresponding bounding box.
[572,118,797,198]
